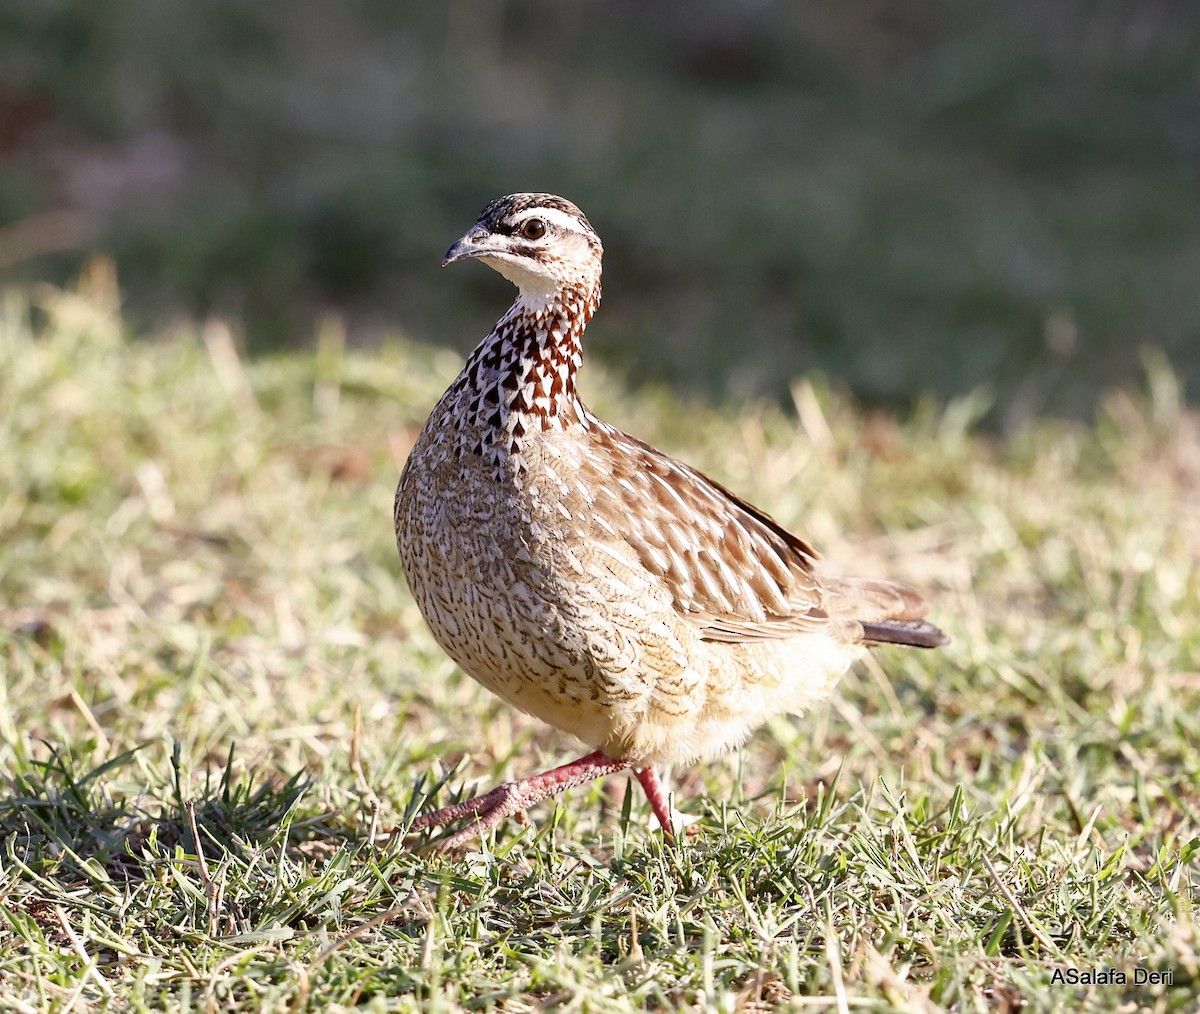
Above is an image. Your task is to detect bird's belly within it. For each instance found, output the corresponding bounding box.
[617,634,861,765]
[407,560,661,748]
[397,463,657,747]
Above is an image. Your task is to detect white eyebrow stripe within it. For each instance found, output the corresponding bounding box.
[511,207,586,233]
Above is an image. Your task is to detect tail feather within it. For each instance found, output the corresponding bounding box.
[860,618,949,649]
[824,577,928,623]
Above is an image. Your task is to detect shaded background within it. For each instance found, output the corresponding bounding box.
[2,0,1198,427]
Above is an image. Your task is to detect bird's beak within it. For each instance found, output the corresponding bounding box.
[443,225,492,267]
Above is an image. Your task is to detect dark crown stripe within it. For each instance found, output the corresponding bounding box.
[478,193,596,235]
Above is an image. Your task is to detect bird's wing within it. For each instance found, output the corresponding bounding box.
[588,426,836,643]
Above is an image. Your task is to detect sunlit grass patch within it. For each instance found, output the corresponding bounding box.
[1,269,1197,1010]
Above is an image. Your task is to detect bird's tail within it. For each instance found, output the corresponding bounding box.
[824,576,950,649]
[860,618,949,649]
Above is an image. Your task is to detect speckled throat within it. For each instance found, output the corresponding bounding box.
[450,278,601,473]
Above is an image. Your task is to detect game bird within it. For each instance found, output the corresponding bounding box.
[395,193,947,850]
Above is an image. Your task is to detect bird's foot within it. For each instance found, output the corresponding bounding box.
[404,750,631,853]
[634,767,682,842]
[405,781,529,852]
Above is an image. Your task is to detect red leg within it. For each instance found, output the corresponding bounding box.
[635,767,676,841]
[409,750,630,851]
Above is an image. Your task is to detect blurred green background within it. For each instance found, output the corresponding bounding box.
[2,1,1197,426]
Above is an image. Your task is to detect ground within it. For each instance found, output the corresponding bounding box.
[1,265,1197,1011]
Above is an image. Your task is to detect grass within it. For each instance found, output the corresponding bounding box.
[1,262,1198,1011]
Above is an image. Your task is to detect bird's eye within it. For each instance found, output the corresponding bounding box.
[520,219,546,240]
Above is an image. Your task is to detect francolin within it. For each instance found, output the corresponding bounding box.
[395,193,947,850]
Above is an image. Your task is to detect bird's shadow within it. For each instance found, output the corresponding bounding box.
[0,741,405,893]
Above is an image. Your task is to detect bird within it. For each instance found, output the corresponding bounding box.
[394,193,947,851]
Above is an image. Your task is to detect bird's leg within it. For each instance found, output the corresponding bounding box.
[634,767,677,842]
[409,750,630,851]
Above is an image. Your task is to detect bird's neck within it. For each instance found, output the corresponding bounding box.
[458,278,601,459]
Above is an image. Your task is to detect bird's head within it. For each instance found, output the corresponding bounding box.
[443,193,603,301]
